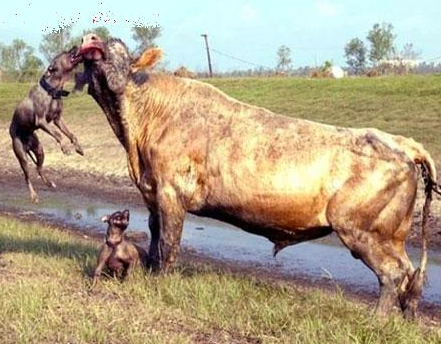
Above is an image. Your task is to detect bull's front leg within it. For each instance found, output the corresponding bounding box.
[148,212,161,271]
[150,186,185,273]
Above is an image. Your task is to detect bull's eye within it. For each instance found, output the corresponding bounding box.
[91,35,96,41]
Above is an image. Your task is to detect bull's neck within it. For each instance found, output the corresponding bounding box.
[88,67,129,151]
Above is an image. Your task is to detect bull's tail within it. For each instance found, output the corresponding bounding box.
[416,145,437,281]
[399,144,436,316]
[417,163,432,283]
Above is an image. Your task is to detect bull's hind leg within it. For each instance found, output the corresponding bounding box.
[11,137,38,203]
[328,170,418,317]
[355,238,413,316]
[29,133,56,188]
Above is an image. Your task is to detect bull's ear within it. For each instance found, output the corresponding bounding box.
[101,215,109,223]
[131,48,162,72]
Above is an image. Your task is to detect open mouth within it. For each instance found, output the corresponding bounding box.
[70,54,83,65]
[78,44,106,61]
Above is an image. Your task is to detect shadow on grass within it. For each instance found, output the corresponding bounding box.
[0,233,99,276]
[0,232,221,282]
[0,233,98,259]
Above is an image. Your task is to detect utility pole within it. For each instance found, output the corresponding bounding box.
[201,34,213,77]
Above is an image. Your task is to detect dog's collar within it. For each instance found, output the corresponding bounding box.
[106,238,123,248]
[39,77,70,99]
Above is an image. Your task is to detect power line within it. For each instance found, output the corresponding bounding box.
[210,47,273,70]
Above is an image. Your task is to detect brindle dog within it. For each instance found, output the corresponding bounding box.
[9,46,84,203]
[91,209,148,288]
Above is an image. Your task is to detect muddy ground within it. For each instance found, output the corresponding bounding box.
[1,169,441,322]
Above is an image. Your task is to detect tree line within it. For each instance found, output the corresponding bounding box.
[1,21,438,81]
[344,22,422,75]
[0,24,161,82]
[275,22,428,76]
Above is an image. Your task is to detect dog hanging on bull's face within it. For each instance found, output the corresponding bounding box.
[73,34,162,95]
[9,46,84,203]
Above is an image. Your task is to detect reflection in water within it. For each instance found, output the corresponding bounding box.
[2,191,441,305]
[86,205,97,217]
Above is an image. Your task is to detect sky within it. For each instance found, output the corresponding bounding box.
[0,0,440,72]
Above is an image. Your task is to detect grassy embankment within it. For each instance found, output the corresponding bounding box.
[1,216,440,343]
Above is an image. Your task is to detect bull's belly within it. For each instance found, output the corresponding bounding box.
[202,185,330,233]
[203,153,340,231]
[192,197,332,246]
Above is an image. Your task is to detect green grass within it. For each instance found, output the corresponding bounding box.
[0,82,99,122]
[207,76,441,162]
[1,216,440,343]
[2,75,440,162]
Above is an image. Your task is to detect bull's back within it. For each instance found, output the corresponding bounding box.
[127,75,419,231]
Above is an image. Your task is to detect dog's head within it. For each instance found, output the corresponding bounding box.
[43,46,83,87]
[102,209,130,246]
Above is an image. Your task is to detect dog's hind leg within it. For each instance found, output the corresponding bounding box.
[29,134,56,189]
[12,137,39,203]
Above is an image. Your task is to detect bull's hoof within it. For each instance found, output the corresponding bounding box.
[30,194,39,204]
[403,306,417,320]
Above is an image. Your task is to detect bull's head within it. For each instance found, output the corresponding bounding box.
[78,34,107,61]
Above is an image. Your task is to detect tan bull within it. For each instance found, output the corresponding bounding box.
[77,34,440,318]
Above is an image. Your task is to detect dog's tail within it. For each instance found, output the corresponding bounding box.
[27,151,38,165]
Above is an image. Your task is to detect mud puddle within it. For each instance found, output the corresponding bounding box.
[2,187,441,305]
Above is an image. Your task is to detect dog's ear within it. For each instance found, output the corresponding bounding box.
[68,45,78,55]
[122,209,130,222]
[101,215,109,223]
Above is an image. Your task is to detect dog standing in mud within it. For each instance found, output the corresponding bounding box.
[9,46,84,203]
[92,209,148,288]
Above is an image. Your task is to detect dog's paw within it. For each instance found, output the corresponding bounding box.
[60,144,71,155]
[74,145,84,156]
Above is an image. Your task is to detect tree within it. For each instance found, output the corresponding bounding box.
[400,43,421,60]
[39,25,73,63]
[344,38,367,74]
[21,52,44,80]
[276,45,292,71]
[0,39,43,81]
[366,23,396,65]
[131,24,161,55]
